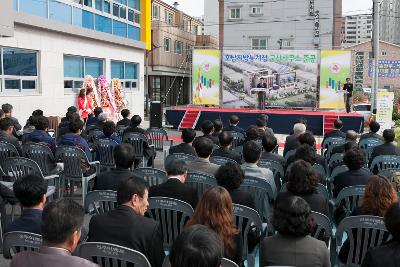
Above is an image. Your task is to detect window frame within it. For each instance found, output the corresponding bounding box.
[164,38,171,52]
[174,40,183,55]
[0,46,40,94]
[250,6,262,15]
[251,38,267,50]
[111,60,139,91]
[229,8,241,19]
[152,4,159,19]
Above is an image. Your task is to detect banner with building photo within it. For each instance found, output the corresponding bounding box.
[222,50,318,108]
[192,50,220,105]
[319,50,352,109]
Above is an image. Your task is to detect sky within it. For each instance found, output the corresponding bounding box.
[162,0,373,18]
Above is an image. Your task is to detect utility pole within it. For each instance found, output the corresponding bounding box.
[371,0,380,113]
[218,0,224,107]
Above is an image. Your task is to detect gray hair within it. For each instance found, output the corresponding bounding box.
[98,112,109,123]
[293,123,306,134]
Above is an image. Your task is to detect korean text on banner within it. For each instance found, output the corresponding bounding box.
[376,91,394,134]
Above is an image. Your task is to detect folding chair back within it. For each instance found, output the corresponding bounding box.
[359,138,384,163]
[55,146,88,179]
[311,211,332,245]
[186,172,217,199]
[210,156,238,165]
[334,186,366,218]
[3,231,42,259]
[312,163,327,181]
[335,215,389,266]
[284,149,296,162]
[165,153,195,166]
[23,143,56,176]
[240,176,275,223]
[116,125,127,137]
[78,242,151,267]
[0,141,19,167]
[145,128,168,151]
[230,131,245,148]
[84,190,117,215]
[87,130,103,144]
[133,167,168,186]
[147,197,194,250]
[94,139,117,168]
[3,157,44,181]
[122,133,147,159]
[323,137,345,160]
[259,160,284,182]
[370,155,400,173]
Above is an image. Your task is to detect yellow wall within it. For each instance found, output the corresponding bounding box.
[141,0,151,50]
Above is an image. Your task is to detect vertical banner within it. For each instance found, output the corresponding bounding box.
[319,50,352,109]
[192,50,220,105]
[222,50,318,108]
[376,91,394,134]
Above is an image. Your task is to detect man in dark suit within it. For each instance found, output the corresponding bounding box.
[187,137,219,177]
[0,117,23,155]
[333,148,371,198]
[369,129,400,169]
[359,120,383,141]
[95,143,137,191]
[212,119,223,139]
[295,132,326,169]
[149,159,198,208]
[196,120,219,145]
[169,128,196,156]
[88,177,165,267]
[261,133,285,166]
[211,131,241,163]
[257,115,274,136]
[343,78,353,113]
[117,109,131,127]
[226,115,245,134]
[86,107,103,127]
[5,175,46,234]
[2,103,22,139]
[11,199,97,267]
[283,122,306,156]
[322,119,346,145]
[331,130,358,155]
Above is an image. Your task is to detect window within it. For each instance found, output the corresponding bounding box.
[175,41,183,54]
[165,11,174,24]
[152,4,160,19]
[95,0,102,11]
[251,6,262,15]
[252,38,267,50]
[19,0,47,18]
[382,51,387,56]
[281,39,292,48]
[120,6,126,19]
[113,20,127,37]
[95,14,112,34]
[229,8,241,19]
[192,25,198,35]
[164,38,171,52]
[113,3,120,17]
[128,25,140,40]
[82,10,94,29]
[84,0,92,7]
[49,0,72,24]
[111,60,138,90]
[128,9,134,22]
[63,55,104,91]
[1,47,39,92]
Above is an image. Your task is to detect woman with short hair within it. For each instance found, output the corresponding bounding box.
[260,195,330,267]
[186,186,243,266]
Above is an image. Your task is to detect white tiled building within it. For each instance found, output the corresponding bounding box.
[341,14,373,48]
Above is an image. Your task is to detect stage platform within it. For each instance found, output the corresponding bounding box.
[165,107,364,136]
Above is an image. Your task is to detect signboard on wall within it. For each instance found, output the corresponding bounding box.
[368,60,400,78]
[376,91,394,134]
[319,50,352,109]
[222,50,318,108]
[192,50,220,105]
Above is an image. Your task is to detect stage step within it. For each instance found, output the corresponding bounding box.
[324,115,339,134]
[178,110,201,130]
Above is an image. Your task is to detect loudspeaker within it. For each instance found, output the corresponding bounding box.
[150,101,162,128]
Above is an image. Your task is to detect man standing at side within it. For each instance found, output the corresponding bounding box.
[343,78,353,113]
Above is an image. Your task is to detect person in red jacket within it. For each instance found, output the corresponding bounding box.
[77,88,94,122]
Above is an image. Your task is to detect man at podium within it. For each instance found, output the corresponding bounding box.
[343,78,353,113]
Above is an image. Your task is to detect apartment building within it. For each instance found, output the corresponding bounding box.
[341,14,373,48]
[0,0,151,121]
[147,0,203,107]
[380,0,400,45]
[204,0,342,50]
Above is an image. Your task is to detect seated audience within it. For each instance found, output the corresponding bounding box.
[331,130,358,155]
[226,115,245,134]
[256,115,273,136]
[23,116,56,154]
[0,109,4,119]
[0,183,18,232]
[86,112,108,134]
[99,121,121,144]
[330,141,358,171]
[117,109,131,127]
[361,201,400,267]
[95,143,136,191]
[24,109,43,130]
[60,106,77,123]
[58,112,80,139]
[322,119,346,145]
[211,131,241,163]
[86,107,103,126]
[241,141,276,193]
[169,128,196,156]
[369,129,400,167]
[244,126,260,142]
[212,119,223,138]
[0,117,23,155]
[123,114,146,135]
[338,175,398,263]
[260,195,330,267]
[11,199,97,267]
[170,225,224,267]
[88,177,165,267]
[261,133,285,166]
[187,137,219,177]
[215,162,255,209]
[360,120,383,141]
[283,122,306,156]
[279,160,329,216]
[22,116,37,139]
[187,186,243,266]
[149,159,198,208]
[198,120,219,145]
[5,175,46,234]
[296,131,326,169]
[333,148,371,198]
[2,103,21,138]
[58,119,92,161]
